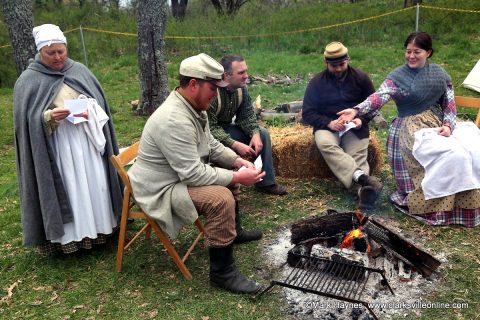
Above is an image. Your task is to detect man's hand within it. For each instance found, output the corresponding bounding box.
[438,125,452,137]
[233,157,254,170]
[352,118,362,129]
[249,133,263,155]
[231,167,266,186]
[51,107,71,121]
[232,141,256,158]
[327,119,346,132]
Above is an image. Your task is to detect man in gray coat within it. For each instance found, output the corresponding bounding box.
[128,53,265,294]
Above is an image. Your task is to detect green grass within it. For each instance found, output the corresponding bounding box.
[2,0,480,319]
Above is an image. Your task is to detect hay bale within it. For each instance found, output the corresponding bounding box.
[270,124,384,179]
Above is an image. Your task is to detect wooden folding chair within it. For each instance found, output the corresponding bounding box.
[455,95,480,128]
[110,141,205,280]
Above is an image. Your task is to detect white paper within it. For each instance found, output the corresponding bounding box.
[253,155,263,171]
[238,155,263,180]
[64,99,88,124]
[339,122,356,137]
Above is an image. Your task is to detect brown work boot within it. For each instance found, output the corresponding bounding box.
[358,186,378,210]
[255,184,288,196]
[357,175,383,194]
[357,175,383,210]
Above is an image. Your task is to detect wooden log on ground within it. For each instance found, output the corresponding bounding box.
[260,112,297,121]
[364,217,441,277]
[290,210,358,244]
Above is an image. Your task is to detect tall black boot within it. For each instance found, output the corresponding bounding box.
[209,244,262,294]
[233,201,263,244]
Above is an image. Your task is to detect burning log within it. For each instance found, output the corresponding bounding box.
[364,217,441,277]
[290,210,359,244]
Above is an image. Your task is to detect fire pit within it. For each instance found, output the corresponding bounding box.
[260,209,445,319]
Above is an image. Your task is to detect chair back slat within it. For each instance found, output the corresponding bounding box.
[455,96,480,128]
[110,141,139,191]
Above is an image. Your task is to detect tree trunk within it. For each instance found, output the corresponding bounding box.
[136,0,169,115]
[171,0,188,19]
[210,0,223,14]
[213,0,248,16]
[1,0,36,76]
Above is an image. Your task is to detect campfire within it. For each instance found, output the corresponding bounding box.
[339,226,371,253]
[260,209,443,320]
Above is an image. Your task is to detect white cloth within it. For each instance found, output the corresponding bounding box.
[32,24,67,51]
[49,93,117,244]
[412,122,480,200]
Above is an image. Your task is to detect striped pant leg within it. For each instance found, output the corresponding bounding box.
[187,185,236,248]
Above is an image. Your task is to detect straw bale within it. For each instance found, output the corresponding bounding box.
[269,124,384,179]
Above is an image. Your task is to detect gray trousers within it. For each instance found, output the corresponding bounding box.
[314,129,369,189]
[223,124,276,187]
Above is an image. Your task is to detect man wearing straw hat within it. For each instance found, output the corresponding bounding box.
[302,42,383,209]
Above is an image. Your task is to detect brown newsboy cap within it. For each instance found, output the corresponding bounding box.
[179,53,228,87]
[324,42,349,63]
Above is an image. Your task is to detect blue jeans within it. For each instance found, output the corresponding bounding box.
[222,124,276,187]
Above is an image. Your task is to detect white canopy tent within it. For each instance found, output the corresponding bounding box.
[462,59,480,93]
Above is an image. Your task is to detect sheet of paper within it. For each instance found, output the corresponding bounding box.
[339,121,356,137]
[253,155,263,171]
[238,155,263,181]
[64,99,88,124]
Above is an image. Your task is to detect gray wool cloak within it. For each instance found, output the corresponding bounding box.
[13,56,123,246]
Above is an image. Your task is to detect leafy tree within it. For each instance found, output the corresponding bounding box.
[1,0,36,76]
[136,0,169,115]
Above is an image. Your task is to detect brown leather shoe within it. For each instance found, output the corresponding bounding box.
[365,176,383,194]
[255,184,288,196]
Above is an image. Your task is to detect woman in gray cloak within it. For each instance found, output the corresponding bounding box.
[13,24,123,254]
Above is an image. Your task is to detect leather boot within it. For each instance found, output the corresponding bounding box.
[209,244,262,294]
[233,202,263,244]
[357,174,383,210]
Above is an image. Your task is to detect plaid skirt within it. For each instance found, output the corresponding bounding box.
[387,110,480,227]
[38,230,117,256]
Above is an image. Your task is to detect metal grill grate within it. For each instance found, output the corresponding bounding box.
[258,253,394,320]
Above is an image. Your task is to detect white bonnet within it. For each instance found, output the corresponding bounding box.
[32,24,67,52]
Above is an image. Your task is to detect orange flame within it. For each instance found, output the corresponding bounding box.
[340,227,371,252]
[355,208,367,225]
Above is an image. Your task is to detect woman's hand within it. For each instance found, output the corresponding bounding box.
[337,108,359,123]
[73,111,89,119]
[438,125,451,137]
[51,107,71,121]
